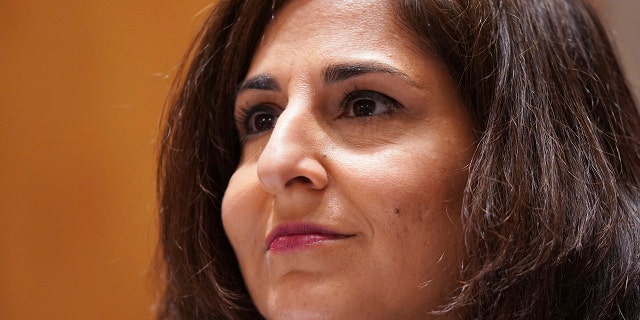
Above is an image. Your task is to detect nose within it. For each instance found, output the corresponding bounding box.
[256,103,329,194]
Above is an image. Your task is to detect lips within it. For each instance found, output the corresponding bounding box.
[265,223,354,253]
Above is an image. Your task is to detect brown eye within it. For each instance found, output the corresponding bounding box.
[242,105,280,135]
[343,90,400,118]
[352,99,378,117]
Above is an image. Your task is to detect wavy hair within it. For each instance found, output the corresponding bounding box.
[157,0,640,318]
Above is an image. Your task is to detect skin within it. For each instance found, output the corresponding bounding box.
[221,0,476,319]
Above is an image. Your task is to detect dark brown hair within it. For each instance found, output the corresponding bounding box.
[157,0,640,319]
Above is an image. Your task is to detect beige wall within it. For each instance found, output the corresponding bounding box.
[0,1,637,320]
[597,0,640,103]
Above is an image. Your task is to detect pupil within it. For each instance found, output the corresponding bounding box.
[354,99,376,116]
[254,113,274,131]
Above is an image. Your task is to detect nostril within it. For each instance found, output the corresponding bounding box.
[285,176,312,187]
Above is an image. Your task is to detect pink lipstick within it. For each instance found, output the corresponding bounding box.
[265,223,353,253]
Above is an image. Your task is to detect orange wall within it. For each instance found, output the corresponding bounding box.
[0,1,208,319]
[0,1,637,320]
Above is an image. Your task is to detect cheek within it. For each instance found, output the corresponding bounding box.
[334,146,468,263]
[221,165,267,265]
[330,149,467,312]
[356,152,466,255]
[335,145,467,217]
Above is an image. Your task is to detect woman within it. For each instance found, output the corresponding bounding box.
[156,0,640,319]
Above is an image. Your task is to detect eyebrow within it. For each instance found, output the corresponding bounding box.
[323,62,420,88]
[237,61,420,94]
[237,74,280,93]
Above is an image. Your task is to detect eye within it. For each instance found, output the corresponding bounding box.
[342,90,401,118]
[237,105,280,136]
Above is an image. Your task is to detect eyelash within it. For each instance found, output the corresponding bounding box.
[339,89,402,119]
[235,103,279,139]
[235,89,403,138]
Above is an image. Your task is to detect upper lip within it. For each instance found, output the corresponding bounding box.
[265,222,354,250]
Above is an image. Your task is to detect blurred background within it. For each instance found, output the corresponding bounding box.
[0,1,209,319]
[0,1,637,320]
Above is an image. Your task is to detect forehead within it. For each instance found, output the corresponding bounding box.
[269,0,391,31]
[250,0,412,67]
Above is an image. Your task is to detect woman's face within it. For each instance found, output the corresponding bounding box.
[222,0,475,319]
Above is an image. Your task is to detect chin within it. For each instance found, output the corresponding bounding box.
[254,278,453,320]
[254,277,366,320]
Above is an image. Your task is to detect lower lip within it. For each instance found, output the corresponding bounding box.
[268,234,350,253]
